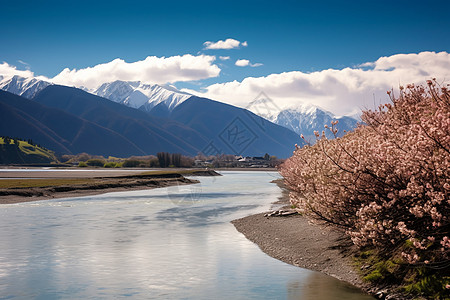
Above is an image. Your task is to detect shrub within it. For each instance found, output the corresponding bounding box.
[103,162,118,168]
[86,159,105,167]
[149,158,159,167]
[280,80,449,271]
[122,160,142,168]
[78,161,88,167]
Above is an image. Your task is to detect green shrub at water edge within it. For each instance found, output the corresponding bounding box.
[122,160,142,168]
[402,268,450,299]
[354,248,450,298]
[103,162,118,168]
[78,161,88,167]
[86,159,105,167]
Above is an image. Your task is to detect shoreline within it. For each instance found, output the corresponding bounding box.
[231,180,373,296]
[0,169,220,204]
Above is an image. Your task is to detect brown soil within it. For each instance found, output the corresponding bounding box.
[232,213,367,287]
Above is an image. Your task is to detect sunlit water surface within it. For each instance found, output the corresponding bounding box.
[0,171,373,299]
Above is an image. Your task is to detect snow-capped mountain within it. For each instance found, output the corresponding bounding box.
[0,75,51,99]
[0,74,357,145]
[0,76,191,113]
[93,80,191,112]
[253,103,358,142]
[91,80,358,141]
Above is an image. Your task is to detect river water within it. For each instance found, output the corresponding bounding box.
[0,171,373,299]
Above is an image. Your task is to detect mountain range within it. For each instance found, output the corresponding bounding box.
[0,75,51,99]
[262,106,358,142]
[0,89,146,156]
[0,75,358,157]
[0,77,302,157]
[93,80,358,137]
[94,80,191,112]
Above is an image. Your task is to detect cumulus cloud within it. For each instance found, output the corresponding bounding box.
[184,51,450,117]
[235,59,263,67]
[235,59,250,67]
[50,54,220,89]
[0,62,35,78]
[219,56,230,60]
[203,38,247,50]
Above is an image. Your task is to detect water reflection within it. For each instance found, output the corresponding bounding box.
[0,171,373,299]
[156,204,257,227]
[287,273,374,300]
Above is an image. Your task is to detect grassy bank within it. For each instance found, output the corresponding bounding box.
[0,137,58,164]
[354,248,450,299]
[0,169,220,204]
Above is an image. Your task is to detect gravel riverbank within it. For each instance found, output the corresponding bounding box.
[232,180,374,297]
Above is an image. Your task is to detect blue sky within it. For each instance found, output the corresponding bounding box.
[1,0,449,115]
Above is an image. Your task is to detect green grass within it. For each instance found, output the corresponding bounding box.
[353,247,450,299]
[0,138,58,164]
[403,270,449,298]
[0,138,15,145]
[78,161,88,167]
[17,140,57,161]
[103,162,119,168]
[363,260,400,283]
[354,248,403,285]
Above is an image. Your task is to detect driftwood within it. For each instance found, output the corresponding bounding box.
[264,209,298,218]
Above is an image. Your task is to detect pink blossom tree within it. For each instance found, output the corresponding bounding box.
[280,80,449,269]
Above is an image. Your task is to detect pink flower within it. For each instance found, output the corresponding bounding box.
[280,80,450,266]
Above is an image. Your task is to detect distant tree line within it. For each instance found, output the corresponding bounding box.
[157,152,182,168]
[61,151,282,169]
[62,152,193,168]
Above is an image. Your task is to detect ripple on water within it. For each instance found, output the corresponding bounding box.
[0,171,373,299]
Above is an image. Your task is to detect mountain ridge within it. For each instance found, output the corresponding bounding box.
[0,89,146,156]
[270,107,358,142]
[0,74,358,157]
[93,80,192,112]
[32,85,208,156]
[167,96,303,157]
[0,75,358,142]
[0,75,51,99]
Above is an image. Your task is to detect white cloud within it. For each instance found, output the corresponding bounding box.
[203,38,247,50]
[50,54,221,89]
[3,51,448,119]
[235,59,250,67]
[219,56,230,60]
[184,51,450,117]
[235,59,263,67]
[0,62,35,78]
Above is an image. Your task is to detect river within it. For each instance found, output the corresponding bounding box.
[0,171,373,299]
